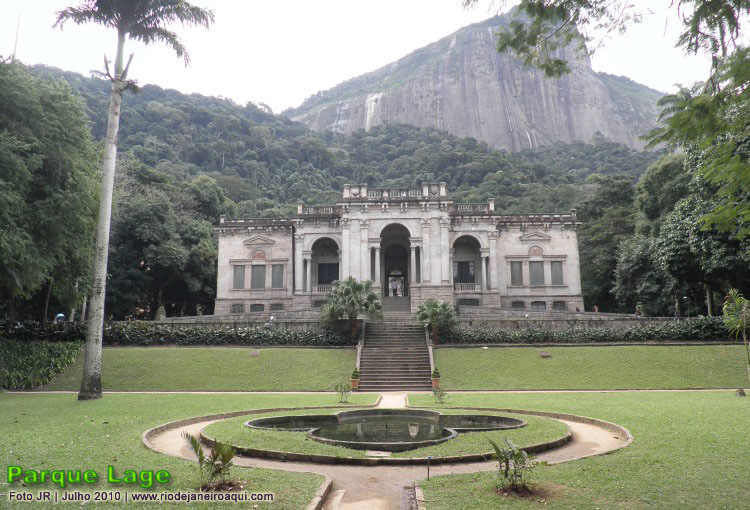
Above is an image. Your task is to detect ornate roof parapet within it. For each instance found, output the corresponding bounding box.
[215,217,296,235]
[341,182,448,202]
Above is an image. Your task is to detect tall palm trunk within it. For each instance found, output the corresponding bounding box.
[79,33,126,400]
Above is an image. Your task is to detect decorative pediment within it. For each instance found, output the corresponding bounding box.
[519,232,551,242]
[243,236,275,247]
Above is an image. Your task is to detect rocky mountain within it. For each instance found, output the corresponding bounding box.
[284,16,663,152]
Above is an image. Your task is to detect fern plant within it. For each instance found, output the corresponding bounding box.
[182,432,236,489]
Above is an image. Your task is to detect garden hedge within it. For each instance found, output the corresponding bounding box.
[445,316,731,344]
[0,321,353,347]
[0,340,83,389]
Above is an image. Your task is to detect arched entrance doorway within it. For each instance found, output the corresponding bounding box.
[311,238,339,293]
[380,224,411,297]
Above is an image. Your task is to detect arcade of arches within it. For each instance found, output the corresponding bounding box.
[214,183,584,315]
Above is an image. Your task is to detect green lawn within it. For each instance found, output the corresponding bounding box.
[435,345,747,389]
[202,408,569,459]
[0,393,377,509]
[410,391,750,510]
[42,347,356,391]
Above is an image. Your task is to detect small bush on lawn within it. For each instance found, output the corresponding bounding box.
[446,316,730,344]
[0,340,83,389]
[0,321,352,347]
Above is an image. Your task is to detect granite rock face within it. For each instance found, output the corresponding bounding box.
[285,17,662,151]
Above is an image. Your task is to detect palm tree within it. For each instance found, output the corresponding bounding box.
[321,277,384,340]
[414,299,457,345]
[723,289,750,387]
[55,1,214,400]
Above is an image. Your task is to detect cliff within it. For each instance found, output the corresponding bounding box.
[284,16,663,151]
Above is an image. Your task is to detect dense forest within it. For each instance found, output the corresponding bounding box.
[2,61,748,321]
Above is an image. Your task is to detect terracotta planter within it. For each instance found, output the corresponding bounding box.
[431,378,440,389]
[351,378,360,390]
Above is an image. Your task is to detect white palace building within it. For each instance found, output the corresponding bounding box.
[214,183,584,316]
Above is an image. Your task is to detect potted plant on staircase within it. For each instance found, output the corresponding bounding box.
[431,368,441,389]
[351,368,361,390]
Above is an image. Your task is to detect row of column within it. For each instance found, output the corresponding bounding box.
[292,232,501,292]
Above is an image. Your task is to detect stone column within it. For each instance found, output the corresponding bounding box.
[305,258,312,293]
[350,219,361,280]
[360,220,369,282]
[340,219,350,279]
[430,218,441,283]
[375,247,381,286]
[485,256,491,290]
[488,231,499,290]
[440,219,451,283]
[421,219,431,283]
[294,234,304,293]
[410,246,417,284]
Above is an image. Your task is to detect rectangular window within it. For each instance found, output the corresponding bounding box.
[230,303,244,314]
[553,301,567,311]
[510,261,523,286]
[317,263,339,285]
[453,261,475,283]
[251,265,266,289]
[249,304,264,312]
[270,303,284,311]
[232,265,245,289]
[529,261,545,286]
[511,301,525,310]
[551,261,564,285]
[531,301,547,311]
[272,264,284,288]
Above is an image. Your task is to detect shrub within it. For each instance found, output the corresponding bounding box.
[183,432,237,490]
[414,299,457,344]
[490,438,537,492]
[0,321,352,347]
[0,340,83,389]
[321,277,383,340]
[334,381,352,403]
[432,385,447,404]
[445,317,731,344]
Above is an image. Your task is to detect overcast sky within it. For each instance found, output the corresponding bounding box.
[1,0,712,113]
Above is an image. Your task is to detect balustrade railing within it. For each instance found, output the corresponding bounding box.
[300,206,340,216]
[314,284,333,294]
[365,188,423,199]
[451,204,489,213]
[454,283,479,292]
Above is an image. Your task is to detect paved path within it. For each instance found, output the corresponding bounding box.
[145,392,631,510]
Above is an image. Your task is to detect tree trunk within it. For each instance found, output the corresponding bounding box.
[705,283,714,317]
[80,295,87,323]
[79,32,126,401]
[42,278,53,328]
[432,325,439,345]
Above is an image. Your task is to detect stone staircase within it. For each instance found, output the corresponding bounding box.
[381,296,412,320]
[358,318,432,392]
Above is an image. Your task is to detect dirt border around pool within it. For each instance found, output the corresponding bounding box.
[144,406,573,466]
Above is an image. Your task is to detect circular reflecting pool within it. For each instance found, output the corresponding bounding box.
[246,409,526,452]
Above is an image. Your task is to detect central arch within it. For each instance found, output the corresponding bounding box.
[380,224,411,297]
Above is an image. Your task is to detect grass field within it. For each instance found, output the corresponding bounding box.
[0,393,377,509]
[434,345,747,389]
[42,347,356,391]
[410,391,750,510]
[202,408,569,459]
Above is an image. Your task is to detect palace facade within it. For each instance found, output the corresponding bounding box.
[214,183,584,315]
